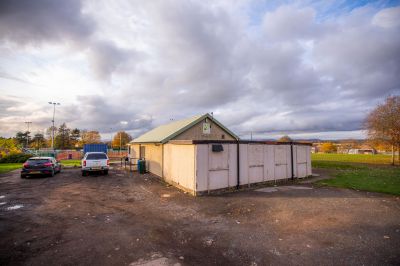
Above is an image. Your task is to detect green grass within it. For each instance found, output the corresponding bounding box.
[316,166,400,195]
[0,163,22,174]
[60,160,81,167]
[312,153,397,165]
[313,154,400,195]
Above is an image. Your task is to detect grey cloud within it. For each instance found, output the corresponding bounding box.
[0,71,32,84]
[0,0,94,44]
[262,5,319,41]
[372,6,400,28]
[1,1,399,139]
[0,0,137,79]
[61,95,153,134]
[0,95,52,136]
[87,40,134,80]
[108,2,400,136]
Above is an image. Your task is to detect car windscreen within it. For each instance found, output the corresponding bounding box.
[86,153,107,160]
[27,159,50,164]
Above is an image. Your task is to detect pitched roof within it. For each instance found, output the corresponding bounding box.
[130,113,238,144]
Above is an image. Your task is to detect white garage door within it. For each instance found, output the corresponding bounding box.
[208,144,230,190]
[274,145,288,179]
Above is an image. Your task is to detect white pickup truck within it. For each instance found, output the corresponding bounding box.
[82,152,109,176]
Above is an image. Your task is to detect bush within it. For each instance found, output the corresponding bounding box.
[0,153,33,163]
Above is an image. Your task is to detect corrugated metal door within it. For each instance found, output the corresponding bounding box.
[274,146,288,179]
[248,144,264,183]
[208,144,230,190]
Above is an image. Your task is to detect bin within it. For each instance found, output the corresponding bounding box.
[138,159,146,174]
[137,159,142,173]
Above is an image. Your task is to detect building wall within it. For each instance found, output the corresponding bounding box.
[128,144,140,160]
[128,141,312,195]
[128,143,163,177]
[141,144,163,177]
[173,119,235,141]
[196,144,237,192]
[195,143,312,193]
[163,143,196,192]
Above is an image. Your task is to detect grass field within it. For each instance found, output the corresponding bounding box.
[312,153,398,165]
[313,153,400,196]
[60,160,81,167]
[0,160,81,174]
[0,163,22,174]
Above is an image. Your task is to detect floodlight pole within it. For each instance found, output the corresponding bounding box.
[48,102,60,150]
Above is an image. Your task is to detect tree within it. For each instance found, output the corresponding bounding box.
[55,123,71,149]
[112,131,132,149]
[278,135,293,142]
[0,138,20,157]
[81,130,101,144]
[31,133,46,150]
[320,142,337,153]
[70,128,81,148]
[365,96,400,165]
[15,131,30,147]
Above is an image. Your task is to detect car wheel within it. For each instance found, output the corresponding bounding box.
[50,170,55,177]
[82,170,86,176]
[21,174,26,179]
[104,170,109,175]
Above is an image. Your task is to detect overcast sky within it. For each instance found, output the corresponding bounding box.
[0,0,399,140]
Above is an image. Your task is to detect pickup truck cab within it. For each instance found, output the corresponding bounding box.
[82,152,109,176]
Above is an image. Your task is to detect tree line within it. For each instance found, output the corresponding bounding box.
[12,123,132,150]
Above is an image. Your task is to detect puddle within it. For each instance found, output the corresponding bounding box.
[129,252,181,266]
[256,187,278,193]
[256,186,313,193]
[6,204,24,210]
[0,195,5,199]
[279,186,313,190]
[0,202,6,206]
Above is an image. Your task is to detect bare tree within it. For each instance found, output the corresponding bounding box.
[365,96,400,165]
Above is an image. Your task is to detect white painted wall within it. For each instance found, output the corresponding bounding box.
[195,143,312,193]
[163,144,196,192]
[129,142,312,195]
[196,144,237,192]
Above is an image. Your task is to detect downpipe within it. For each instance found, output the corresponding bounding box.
[236,140,240,189]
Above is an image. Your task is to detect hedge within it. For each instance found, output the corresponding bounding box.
[0,153,33,163]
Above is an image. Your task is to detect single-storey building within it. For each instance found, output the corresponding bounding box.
[128,113,312,195]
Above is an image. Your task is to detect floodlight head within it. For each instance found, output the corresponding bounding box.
[48,102,52,104]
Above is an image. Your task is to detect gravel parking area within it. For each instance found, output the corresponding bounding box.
[0,166,399,265]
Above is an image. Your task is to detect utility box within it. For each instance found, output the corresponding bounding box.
[83,144,108,154]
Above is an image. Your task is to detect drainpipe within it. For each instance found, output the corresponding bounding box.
[236,140,240,189]
[290,142,294,180]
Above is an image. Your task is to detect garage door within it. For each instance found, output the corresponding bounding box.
[208,144,230,190]
[296,146,308,178]
[248,144,264,184]
[274,145,288,179]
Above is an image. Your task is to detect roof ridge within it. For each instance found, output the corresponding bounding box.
[130,113,238,143]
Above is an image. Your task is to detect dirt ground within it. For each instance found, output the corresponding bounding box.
[0,166,399,266]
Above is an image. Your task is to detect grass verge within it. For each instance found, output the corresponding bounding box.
[60,160,81,167]
[0,163,22,174]
[314,160,400,196]
[312,153,398,165]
